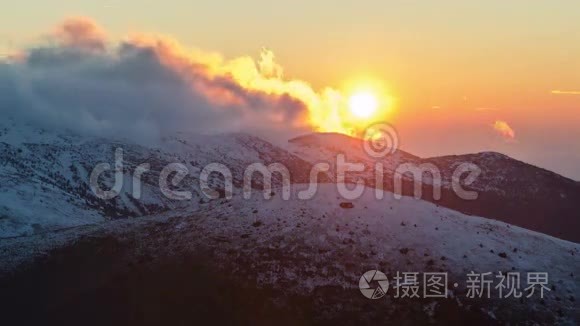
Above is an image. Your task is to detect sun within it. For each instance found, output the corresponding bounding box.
[348,91,379,119]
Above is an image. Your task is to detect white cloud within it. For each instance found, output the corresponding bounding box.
[0,18,311,145]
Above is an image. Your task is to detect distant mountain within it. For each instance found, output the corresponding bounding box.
[426,152,580,243]
[288,133,580,242]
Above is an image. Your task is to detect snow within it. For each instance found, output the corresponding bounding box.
[1,183,578,323]
[5,182,579,282]
[1,120,579,322]
[0,119,311,237]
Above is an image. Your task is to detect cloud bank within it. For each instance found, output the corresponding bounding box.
[551,90,580,95]
[493,120,516,141]
[0,17,350,144]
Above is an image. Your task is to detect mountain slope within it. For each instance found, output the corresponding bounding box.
[0,122,313,238]
[426,152,580,242]
[2,125,579,243]
[288,133,580,242]
[1,185,578,324]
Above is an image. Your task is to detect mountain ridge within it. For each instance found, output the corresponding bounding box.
[1,124,579,242]
[287,132,580,242]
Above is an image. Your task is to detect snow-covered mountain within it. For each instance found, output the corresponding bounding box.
[1,185,578,324]
[288,133,580,242]
[426,152,580,243]
[1,121,579,243]
[1,121,579,324]
[0,121,313,238]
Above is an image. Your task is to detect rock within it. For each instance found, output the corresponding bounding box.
[339,202,354,209]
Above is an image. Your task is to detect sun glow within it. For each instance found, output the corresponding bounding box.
[138,37,393,135]
[342,77,393,130]
[349,91,378,118]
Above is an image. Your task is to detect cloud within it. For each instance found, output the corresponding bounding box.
[53,17,107,52]
[0,17,356,144]
[551,90,580,95]
[493,120,516,141]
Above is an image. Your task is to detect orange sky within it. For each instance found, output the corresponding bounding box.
[1,1,579,179]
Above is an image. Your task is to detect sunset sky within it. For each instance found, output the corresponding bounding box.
[2,1,579,179]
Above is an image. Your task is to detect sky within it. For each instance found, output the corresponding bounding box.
[1,1,579,179]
